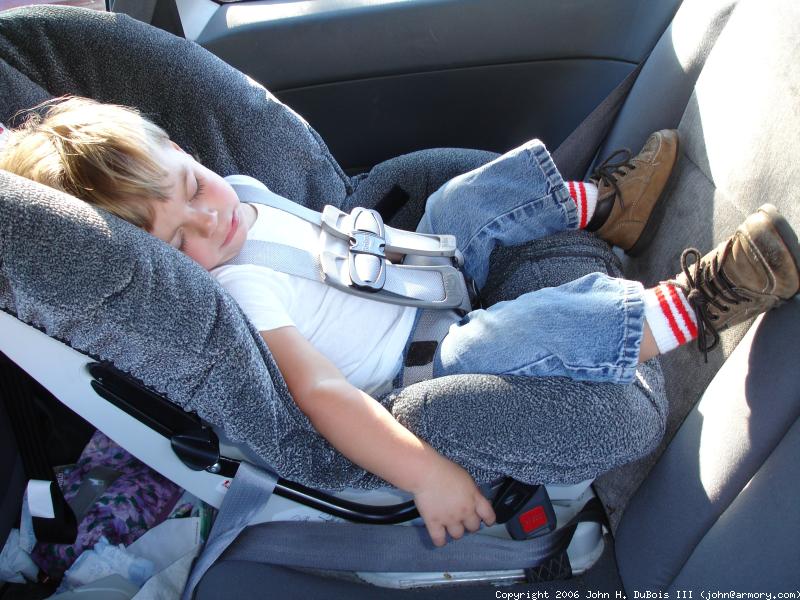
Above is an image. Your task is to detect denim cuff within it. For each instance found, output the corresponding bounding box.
[616,278,646,384]
[525,140,580,231]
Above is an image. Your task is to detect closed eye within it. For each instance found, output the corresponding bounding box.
[194,175,206,199]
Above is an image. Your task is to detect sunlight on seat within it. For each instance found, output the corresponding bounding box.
[696,391,753,502]
[695,320,757,503]
[690,8,792,204]
[669,0,733,75]
[225,0,415,28]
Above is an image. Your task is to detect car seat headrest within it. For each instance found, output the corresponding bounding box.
[0,5,349,213]
[0,169,319,482]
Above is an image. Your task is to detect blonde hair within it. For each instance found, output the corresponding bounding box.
[0,96,172,228]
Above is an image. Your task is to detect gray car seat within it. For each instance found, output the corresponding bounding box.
[0,3,665,592]
[0,4,664,489]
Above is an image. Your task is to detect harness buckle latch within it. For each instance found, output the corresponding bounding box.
[348,208,386,291]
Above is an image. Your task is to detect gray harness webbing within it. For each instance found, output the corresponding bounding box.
[181,463,277,600]
[224,519,567,571]
[182,463,604,593]
[400,308,460,386]
[228,183,473,312]
[227,182,469,387]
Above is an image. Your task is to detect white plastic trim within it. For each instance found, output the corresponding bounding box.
[0,310,231,509]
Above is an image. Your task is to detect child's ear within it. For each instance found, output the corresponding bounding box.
[170,140,188,154]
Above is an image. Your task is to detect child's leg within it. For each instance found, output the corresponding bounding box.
[433,272,646,384]
[417,139,576,289]
[434,204,800,383]
[417,131,679,289]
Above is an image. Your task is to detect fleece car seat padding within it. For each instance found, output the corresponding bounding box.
[0,5,349,212]
[0,6,665,489]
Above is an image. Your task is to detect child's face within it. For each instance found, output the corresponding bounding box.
[146,142,249,270]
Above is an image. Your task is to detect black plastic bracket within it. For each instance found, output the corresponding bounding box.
[170,427,220,471]
[86,361,420,523]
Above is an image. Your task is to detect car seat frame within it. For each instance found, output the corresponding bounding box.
[0,307,605,587]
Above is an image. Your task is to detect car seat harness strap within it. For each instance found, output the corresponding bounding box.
[400,308,462,387]
[227,182,474,314]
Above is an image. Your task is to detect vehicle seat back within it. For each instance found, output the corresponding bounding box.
[596,0,800,589]
[592,0,800,529]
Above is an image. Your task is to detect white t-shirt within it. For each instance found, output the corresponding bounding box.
[212,176,417,395]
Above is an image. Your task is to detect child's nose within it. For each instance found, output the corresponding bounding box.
[192,208,218,237]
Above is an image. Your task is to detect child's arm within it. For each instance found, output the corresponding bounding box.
[261,325,496,546]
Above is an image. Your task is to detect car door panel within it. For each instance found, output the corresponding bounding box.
[197,0,681,170]
[278,59,634,171]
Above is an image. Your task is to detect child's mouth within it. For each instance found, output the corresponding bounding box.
[222,210,239,247]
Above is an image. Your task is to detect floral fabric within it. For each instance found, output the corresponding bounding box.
[32,431,182,578]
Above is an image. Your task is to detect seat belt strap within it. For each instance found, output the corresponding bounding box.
[181,462,277,600]
[552,61,646,181]
[228,239,325,283]
[229,238,466,309]
[218,497,604,573]
[231,183,456,257]
[400,308,461,387]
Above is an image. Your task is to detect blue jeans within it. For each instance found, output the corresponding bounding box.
[416,139,646,385]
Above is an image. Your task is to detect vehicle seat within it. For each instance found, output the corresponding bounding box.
[591,0,800,532]
[589,0,800,589]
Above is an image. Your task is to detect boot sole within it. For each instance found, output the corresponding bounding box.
[626,132,681,257]
[758,203,800,284]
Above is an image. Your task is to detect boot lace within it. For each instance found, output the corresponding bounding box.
[673,244,750,362]
[590,149,637,207]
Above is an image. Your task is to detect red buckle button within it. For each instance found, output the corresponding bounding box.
[519,505,547,533]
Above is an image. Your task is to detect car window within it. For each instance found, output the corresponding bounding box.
[0,0,105,12]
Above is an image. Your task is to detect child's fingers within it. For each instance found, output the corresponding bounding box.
[476,496,497,526]
[463,513,482,533]
[446,522,465,541]
[427,522,447,547]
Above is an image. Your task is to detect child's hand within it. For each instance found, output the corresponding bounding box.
[411,456,496,547]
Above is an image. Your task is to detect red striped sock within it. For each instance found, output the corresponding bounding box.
[643,283,699,353]
[566,181,599,228]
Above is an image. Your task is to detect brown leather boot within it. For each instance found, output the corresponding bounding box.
[669,203,800,359]
[586,129,680,255]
